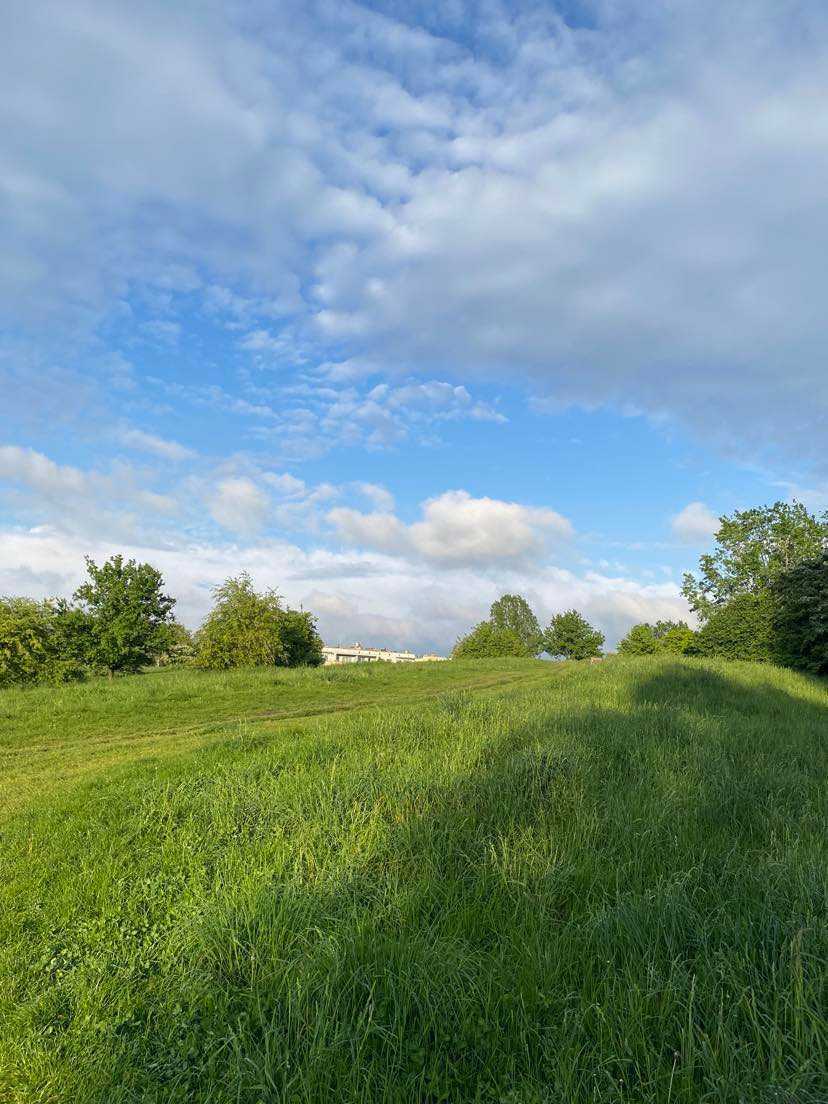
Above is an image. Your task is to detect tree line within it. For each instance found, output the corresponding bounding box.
[453,596,605,660]
[0,560,324,687]
[452,500,827,675]
[621,501,827,675]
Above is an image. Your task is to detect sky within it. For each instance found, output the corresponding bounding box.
[1,0,827,653]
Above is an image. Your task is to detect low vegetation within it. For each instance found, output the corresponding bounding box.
[2,657,826,1102]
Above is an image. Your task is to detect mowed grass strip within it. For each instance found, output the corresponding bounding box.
[1,657,826,1103]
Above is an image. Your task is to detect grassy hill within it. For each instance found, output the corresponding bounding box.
[1,657,826,1103]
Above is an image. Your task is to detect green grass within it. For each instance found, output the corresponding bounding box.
[1,657,826,1102]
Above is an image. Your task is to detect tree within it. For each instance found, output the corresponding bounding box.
[682,501,827,621]
[617,623,658,655]
[772,552,828,675]
[658,624,697,655]
[543,610,604,660]
[618,620,696,656]
[0,597,56,687]
[74,555,176,676]
[0,597,89,686]
[275,608,325,667]
[691,592,777,662]
[452,622,531,659]
[489,593,543,656]
[194,575,285,669]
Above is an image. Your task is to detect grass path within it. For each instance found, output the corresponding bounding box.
[0,660,553,814]
[1,657,826,1103]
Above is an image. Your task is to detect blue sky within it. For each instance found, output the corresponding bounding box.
[1,0,827,651]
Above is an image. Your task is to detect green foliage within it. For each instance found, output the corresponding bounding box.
[194,574,324,670]
[452,621,531,658]
[543,609,604,660]
[658,624,697,655]
[274,608,325,667]
[74,555,176,675]
[692,592,777,662]
[489,593,543,655]
[154,621,195,667]
[619,620,696,656]
[772,552,828,675]
[682,500,827,620]
[0,597,56,686]
[617,623,658,655]
[0,597,88,687]
[194,575,286,669]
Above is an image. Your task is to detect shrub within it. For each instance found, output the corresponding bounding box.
[692,593,777,662]
[452,622,531,659]
[194,575,324,670]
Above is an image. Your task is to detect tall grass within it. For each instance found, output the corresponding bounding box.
[1,657,826,1102]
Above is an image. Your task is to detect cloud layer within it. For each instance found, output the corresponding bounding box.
[3,0,828,464]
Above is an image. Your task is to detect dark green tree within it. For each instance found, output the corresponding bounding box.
[276,608,325,667]
[489,593,543,656]
[772,552,828,675]
[543,610,604,660]
[682,501,827,620]
[691,592,777,662]
[452,622,531,659]
[74,555,176,676]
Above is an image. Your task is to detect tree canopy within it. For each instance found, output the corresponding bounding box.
[543,610,604,660]
[74,555,176,676]
[194,574,324,670]
[618,620,695,656]
[682,501,827,621]
[452,621,531,659]
[489,593,543,656]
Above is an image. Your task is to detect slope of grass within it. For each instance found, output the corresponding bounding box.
[1,657,826,1103]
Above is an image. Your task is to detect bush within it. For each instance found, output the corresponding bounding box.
[618,624,658,655]
[452,622,531,659]
[691,593,777,662]
[618,621,696,656]
[194,575,324,670]
[0,598,88,687]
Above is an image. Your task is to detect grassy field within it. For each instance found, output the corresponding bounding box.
[1,657,826,1103]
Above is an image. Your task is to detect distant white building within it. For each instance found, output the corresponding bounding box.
[322,642,446,665]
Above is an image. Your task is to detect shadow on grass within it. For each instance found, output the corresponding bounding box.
[10,663,828,1104]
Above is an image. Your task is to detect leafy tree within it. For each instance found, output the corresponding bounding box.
[691,592,777,662]
[0,598,56,686]
[618,623,658,655]
[194,575,286,670]
[276,608,325,667]
[74,555,176,676]
[452,622,531,659]
[682,501,827,620]
[543,610,604,660]
[489,593,543,656]
[658,624,697,655]
[618,620,696,656]
[772,552,828,675]
[0,597,88,686]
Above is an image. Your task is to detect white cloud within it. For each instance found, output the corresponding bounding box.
[329,489,573,566]
[208,477,270,534]
[671,501,720,543]
[0,525,691,651]
[119,427,196,461]
[354,481,395,512]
